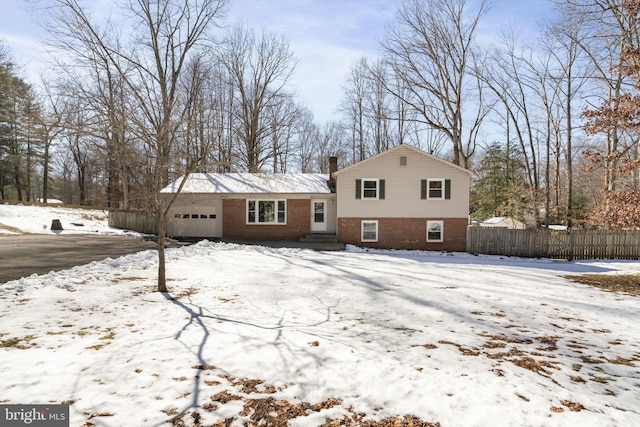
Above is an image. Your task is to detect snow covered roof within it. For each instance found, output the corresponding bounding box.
[480,216,526,229]
[483,216,508,224]
[161,173,332,194]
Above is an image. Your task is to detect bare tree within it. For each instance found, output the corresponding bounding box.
[381,0,489,168]
[294,109,320,173]
[266,96,302,173]
[364,58,395,154]
[315,121,348,173]
[387,68,414,147]
[220,25,296,172]
[543,13,592,228]
[50,0,226,292]
[54,55,135,209]
[478,3,598,228]
[481,38,542,195]
[198,65,234,172]
[340,56,417,161]
[37,77,68,204]
[63,107,90,205]
[340,57,369,163]
[181,57,221,173]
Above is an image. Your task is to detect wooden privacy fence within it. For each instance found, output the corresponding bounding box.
[109,210,158,234]
[467,227,640,260]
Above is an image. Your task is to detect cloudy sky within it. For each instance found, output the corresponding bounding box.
[1,0,552,123]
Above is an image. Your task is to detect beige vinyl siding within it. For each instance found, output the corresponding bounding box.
[335,146,470,218]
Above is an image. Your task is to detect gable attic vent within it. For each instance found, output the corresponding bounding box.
[400,156,407,166]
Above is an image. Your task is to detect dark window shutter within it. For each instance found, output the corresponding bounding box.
[445,179,451,200]
[356,179,362,199]
[379,179,385,199]
[421,180,427,199]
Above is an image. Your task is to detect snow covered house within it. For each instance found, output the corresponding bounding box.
[161,144,471,250]
[161,172,336,241]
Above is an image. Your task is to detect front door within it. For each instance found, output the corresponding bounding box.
[311,199,327,232]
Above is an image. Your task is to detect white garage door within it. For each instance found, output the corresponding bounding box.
[168,206,221,238]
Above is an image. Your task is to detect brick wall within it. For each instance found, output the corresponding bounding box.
[223,198,311,240]
[338,217,468,251]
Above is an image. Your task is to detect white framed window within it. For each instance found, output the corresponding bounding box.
[247,199,286,224]
[363,179,379,199]
[356,178,386,200]
[426,220,444,242]
[361,220,378,242]
[428,179,445,199]
[421,179,451,200]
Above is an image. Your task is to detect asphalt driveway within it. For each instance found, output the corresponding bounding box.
[0,234,161,284]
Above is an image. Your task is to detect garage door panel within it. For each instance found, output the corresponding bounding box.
[168,206,221,237]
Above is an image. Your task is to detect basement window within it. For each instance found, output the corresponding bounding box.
[361,220,378,242]
[427,220,444,242]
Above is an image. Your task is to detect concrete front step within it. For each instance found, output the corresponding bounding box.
[297,241,346,251]
[299,233,340,243]
[223,238,345,251]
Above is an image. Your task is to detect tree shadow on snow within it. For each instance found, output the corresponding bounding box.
[159,286,335,424]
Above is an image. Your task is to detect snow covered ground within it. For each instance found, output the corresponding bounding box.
[1,205,639,426]
[0,203,134,235]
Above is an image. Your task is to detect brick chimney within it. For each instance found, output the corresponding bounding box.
[329,156,338,191]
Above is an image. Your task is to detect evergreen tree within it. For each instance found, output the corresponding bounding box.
[0,44,43,201]
[471,141,529,223]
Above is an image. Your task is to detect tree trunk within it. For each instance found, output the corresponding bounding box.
[43,140,50,203]
[14,171,23,201]
[157,204,168,293]
[566,72,573,229]
[26,137,32,202]
[77,165,86,205]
